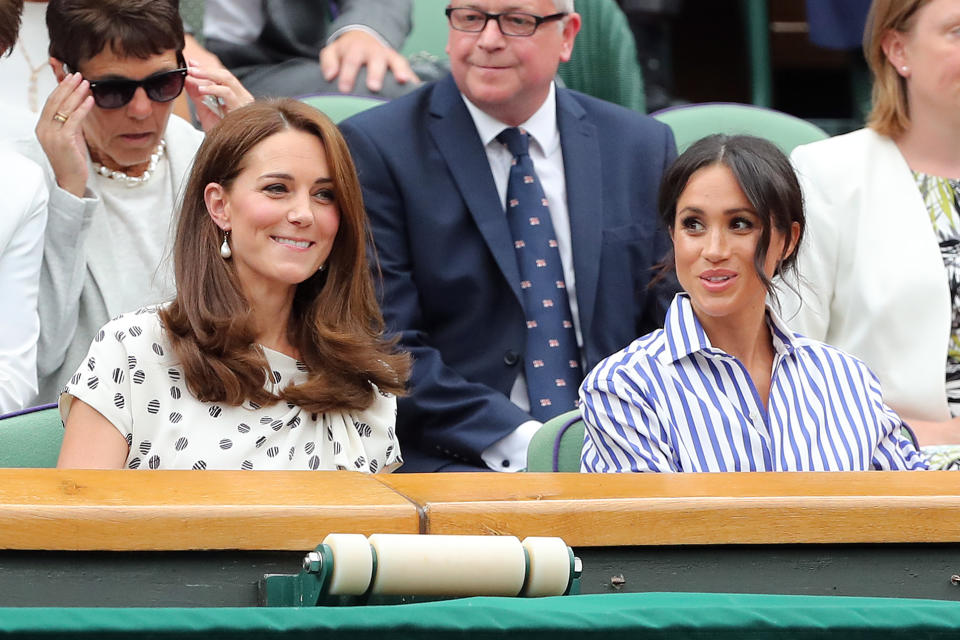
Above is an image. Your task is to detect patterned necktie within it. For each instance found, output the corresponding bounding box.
[497,127,583,421]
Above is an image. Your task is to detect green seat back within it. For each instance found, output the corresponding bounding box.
[526,409,584,472]
[299,94,386,123]
[0,404,63,468]
[558,0,645,113]
[652,102,829,155]
[401,0,449,59]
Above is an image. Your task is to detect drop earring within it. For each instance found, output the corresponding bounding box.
[220,231,232,259]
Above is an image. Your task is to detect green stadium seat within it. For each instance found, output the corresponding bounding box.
[526,409,584,472]
[0,404,63,468]
[298,94,386,123]
[652,102,829,155]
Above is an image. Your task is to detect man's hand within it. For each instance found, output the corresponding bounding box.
[319,29,419,94]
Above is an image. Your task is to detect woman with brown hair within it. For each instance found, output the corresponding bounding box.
[57,99,409,471]
[783,0,960,467]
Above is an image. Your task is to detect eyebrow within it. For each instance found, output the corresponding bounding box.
[259,173,334,184]
[677,206,756,215]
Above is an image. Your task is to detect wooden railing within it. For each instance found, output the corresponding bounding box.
[0,470,957,550]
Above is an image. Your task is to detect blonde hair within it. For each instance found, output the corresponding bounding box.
[863,0,930,137]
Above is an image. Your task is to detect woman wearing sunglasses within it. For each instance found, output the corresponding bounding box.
[25,0,252,404]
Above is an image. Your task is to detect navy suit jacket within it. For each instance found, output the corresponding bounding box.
[341,74,677,471]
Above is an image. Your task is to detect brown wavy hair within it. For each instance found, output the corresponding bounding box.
[1,0,24,55]
[159,99,409,413]
[863,0,930,138]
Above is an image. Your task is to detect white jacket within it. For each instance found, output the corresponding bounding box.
[781,127,951,422]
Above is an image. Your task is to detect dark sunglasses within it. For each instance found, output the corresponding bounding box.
[66,61,188,109]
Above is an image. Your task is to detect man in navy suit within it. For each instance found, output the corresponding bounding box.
[340,0,677,472]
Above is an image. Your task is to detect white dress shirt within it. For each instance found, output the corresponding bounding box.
[462,83,580,471]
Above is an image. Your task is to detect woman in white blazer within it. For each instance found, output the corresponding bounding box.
[783,0,960,465]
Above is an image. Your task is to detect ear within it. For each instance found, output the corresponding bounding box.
[204,182,231,231]
[49,57,67,82]
[782,221,801,262]
[880,29,910,77]
[558,12,581,63]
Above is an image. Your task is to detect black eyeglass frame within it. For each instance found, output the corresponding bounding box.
[66,52,188,109]
[445,7,568,37]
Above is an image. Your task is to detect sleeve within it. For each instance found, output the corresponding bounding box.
[358,385,403,474]
[36,183,99,380]
[59,319,135,447]
[329,0,412,51]
[0,159,48,413]
[579,355,677,473]
[340,118,533,469]
[857,362,930,471]
[778,143,842,340]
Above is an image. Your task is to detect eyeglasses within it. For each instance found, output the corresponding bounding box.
[84,66,188,109]
[445,7,567,37]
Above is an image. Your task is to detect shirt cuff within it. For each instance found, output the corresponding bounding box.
[325,25,392,49]
[481,420,543,472]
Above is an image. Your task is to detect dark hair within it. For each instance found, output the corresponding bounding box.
[46,0,183,69]
[1,0,24,55]
[656,134,805,299]
[159,99,410,413]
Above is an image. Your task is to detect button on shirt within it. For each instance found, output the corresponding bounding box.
[580,294,929,473]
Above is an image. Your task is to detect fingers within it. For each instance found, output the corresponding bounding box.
[385,51,419,86]
[337,53,363,94]
[319,46,340,83]
[187,60,254,112]
[363,54,388,93]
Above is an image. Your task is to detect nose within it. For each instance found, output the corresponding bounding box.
[126,86,152,118]
[477,14,506,48]
[702,228,730,262]
[286,192,314,226]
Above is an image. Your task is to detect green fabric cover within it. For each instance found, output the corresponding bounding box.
[2,593,959,638]
[0,406,63,468]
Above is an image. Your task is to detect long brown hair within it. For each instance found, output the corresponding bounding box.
[160,99,409,413]
[863,0,930,138]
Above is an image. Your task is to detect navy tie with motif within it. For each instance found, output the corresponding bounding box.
[497,127,583,421]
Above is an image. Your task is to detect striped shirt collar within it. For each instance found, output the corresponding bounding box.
[662,293,798,365]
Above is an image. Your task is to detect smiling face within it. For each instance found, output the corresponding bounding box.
[73,46,180,173]
[885,0,960,125]
[446,0,580,126]
[672,164,797,331]
[206,128,341,303]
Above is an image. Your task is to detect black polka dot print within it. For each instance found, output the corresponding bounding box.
[63,310,399,472]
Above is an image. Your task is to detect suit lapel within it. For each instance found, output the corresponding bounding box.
[557,90,602,343]
[427,76,523,303]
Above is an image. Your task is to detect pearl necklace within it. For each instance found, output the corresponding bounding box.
[93,140,166,187]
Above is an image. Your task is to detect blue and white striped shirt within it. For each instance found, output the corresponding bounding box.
[580,294,928,473]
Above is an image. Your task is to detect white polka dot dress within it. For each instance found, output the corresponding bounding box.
[60,308,401,472]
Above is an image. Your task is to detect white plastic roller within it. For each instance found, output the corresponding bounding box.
[321,533,374,595]
[522,536,572,597]
[368,534,528,596]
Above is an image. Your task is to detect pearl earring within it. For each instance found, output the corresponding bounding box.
[318,263,326,272]
[220,231,232,259]
[901,65,909,73]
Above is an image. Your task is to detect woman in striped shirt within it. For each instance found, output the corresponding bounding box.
[580,134,928,473]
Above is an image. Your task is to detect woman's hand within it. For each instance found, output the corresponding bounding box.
[185,61,254,132]
[904,416,960,447]
[35,72,95,198]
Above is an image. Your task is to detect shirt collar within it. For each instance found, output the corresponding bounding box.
[461,82,560,156]
[662,293,799,364]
